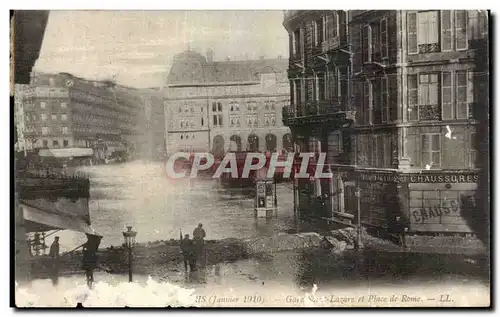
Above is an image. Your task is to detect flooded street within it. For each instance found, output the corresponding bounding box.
[58,161,295,251]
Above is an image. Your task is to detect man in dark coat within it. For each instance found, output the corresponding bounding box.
[193,223,206,262]
[394,214,410,248]
[48,236,60,286]
[180,234,196,272]
[82,234,101,288]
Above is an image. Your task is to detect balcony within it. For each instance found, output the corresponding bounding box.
[321,37,341,53]
[283,100,355,128]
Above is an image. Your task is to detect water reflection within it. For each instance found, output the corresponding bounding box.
[57,162,294,251]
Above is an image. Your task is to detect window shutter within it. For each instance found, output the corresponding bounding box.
[441,10,453,51]
[455,71,467,119]
[332,12,338,38]
[441,71,453,120]
[467,71,474,119]
[407,74,418,121]
[381,76,389,123]
[388,75,398,122]
[455,10,468,50]
[362,24,372,63]
[407,12,418,54]
[380,18,388,58]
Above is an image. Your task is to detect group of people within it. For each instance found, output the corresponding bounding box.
[180,223,206,272]
[48,234,100,288]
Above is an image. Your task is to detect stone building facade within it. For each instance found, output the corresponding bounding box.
[164,50,292,157]
[283,10,489,235]
[21,72,145,161]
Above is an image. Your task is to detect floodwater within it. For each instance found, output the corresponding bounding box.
[19,161,489,307]
[57,161,296,252]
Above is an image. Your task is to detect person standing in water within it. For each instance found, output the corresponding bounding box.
[48,236,60,286]
[193,223,206,264]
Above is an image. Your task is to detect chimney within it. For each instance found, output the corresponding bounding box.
[206,49,214,62]
[278,55,282,60]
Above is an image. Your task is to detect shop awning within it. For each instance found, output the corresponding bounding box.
[21,203,101,237]
[38,148,94,158]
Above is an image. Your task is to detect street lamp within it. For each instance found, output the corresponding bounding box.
[122,226,137,282]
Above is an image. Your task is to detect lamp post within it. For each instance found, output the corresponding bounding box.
[122,226,137,283]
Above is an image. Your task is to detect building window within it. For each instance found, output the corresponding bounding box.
[246,115,258,128]
[217,102,222,112]
[408,73,441,121]
[407,12,418,54]
[41,113,47,121]
[316,74,326,101]
[417,11,440,54]
[455,10,468,50]
[179,107,182,113]
[441,72,453,119]
[331,12,339,38]
[51,114,57,120]
[213,114,223,127]
[61,102,67,109]
[327,131,342,163]
[201,117,204,127]
[441,11,453,51]
[381,77,389,123]
[62,126,68,134]
[380,18,388,59]
[327,68,340,100]
[53,140,59,147]
[362,24,372,63]
[40,102,46,109]
[314,18,324,46]
[43,140,48,147]
[63,140,69,147]
[362,80,372,124]
[229,115,241,127]
[292,28,301,57]
[456,71,468,119]
[469,132,477,168]
[421,133,441,168]
[42,127,49,135]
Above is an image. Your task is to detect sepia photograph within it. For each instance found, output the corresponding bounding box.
[10,7,491,308]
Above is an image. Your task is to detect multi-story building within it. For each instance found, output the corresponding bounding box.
[164,49,292,156]
[283,10,489,235]
[14,84,29,153]
[22,72,143,161]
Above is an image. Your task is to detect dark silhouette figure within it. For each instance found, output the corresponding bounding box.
[81,234,101,288]
[180,234,196,272]
[193,223,206,263]
[394,215,410,248]
[48,236,60,286]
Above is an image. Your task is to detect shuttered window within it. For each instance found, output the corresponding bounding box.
[363,80,372,125]
[381,76,389,123]
[408,74,418,121]
[441,72,453,120]
[327,132,342,163]
[467,71,474,119]
[362,24,372,63]
[455,71,468,119]
[455,10,468,50]
[407,12,418,54]
[441,10,453,51]
[380,18,388,58]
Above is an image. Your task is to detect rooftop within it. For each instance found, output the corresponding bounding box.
[166,50,288,86]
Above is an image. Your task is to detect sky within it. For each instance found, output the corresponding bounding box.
[34,10,289,88]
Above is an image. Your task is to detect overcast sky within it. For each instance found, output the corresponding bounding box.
[34,10,289,88]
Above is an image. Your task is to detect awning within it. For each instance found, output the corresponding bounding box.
[38,148,94,158]
[21,204,101,237]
